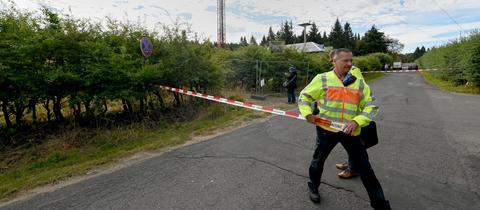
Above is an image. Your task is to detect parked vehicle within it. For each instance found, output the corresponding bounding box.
[402,63,418,70]
[393,62,402,70]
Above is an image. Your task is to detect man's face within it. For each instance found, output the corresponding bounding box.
[333,52,353,74]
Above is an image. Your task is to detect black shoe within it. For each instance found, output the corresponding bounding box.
[372,200,391,210]
[307,182,320,203]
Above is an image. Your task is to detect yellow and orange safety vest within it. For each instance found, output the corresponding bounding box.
[298,67,378,136]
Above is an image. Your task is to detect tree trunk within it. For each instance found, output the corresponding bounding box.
[122,99,133,114]
[139,98,144,113]
[128,100,133,113]
[29,98,37,123]
[122,99,129,113]
[148,95,155,110]
[53,96,65,122]
[102,99,108,115]
[84,99,92,117]
[173,92,181,107]
[14,101,26,125]
[1,98,12,128]
[154,91,164,108]
[72,102,82,121]
[43,98,51,122]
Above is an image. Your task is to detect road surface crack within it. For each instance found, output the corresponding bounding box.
[173,155,368,202]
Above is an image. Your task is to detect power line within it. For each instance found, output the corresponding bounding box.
[357,0,436,39]
[433,0,467,35]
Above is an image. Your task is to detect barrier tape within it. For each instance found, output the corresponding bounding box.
[158,85,345,131]
[362,68,439,73]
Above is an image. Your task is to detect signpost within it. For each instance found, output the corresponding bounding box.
[140,36,153,58]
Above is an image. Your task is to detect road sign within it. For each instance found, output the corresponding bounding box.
[140,36,153,57]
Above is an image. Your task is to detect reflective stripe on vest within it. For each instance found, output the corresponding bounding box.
[318,72,364,122]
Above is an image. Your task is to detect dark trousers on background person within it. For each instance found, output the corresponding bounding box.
[287,88,296,103]
[309,126,390,210]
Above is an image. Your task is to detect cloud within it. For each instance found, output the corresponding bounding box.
[7,0,480,53]
[133,5,144,10]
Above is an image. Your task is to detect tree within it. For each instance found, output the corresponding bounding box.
[411,45,427,60]
[358,25,387,55]
[249,35,257,45]
[0,6,40,126]
[240,36,248,46]
[328,18,344,48]
[322,31,328,45]
[385,36,404,54]
[277,21,295,44]
[343,22,355,50]
[260,35,268,46]
[267,26,275,42]
[307,22,322,44]
[413,47,421,60]
[296,29,306,43]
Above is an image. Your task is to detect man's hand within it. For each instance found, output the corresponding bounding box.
[343,121,358,136]
[306,114,316,124]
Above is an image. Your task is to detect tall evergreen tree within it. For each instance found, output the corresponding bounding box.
[249,35,257,45]
[343,22,355,49]
[322,31,328,45]
[359,25,387,55]
[413,47,421,59]
[267,26,275,41]
[307,22,322,44]
[277,21,295,44]
[260,35,268,46]
[240,36,248,46]
[328,18,344,48]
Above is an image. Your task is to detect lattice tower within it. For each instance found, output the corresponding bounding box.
[217,0,225,48]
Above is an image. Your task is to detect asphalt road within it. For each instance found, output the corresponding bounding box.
[2,73,480,210]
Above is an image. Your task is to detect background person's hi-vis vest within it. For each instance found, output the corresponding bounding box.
[298,68,378,136]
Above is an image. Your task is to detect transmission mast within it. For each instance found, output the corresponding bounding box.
[217,0,225,48]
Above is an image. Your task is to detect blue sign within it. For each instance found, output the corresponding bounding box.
[140,36,153,57]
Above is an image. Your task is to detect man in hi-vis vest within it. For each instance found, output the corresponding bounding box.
[298,48,391,210]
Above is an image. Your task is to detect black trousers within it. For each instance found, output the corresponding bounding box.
[309,126,390,209]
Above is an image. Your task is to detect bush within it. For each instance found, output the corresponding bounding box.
[353,53,391,71]
[417,31,480,87]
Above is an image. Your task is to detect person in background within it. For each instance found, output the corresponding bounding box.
[284,66,297,103]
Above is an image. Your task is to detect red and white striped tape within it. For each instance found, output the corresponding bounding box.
[158,85,345,131]
[362,68,439,73]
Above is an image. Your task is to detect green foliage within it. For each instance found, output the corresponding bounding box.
[258,19,396,56]
[358,26,388,55]
[328,18,344,48]
[306,53,331,75]
[307,23,322,44]
[353,53,392,71]
[277,21,295,44]
[417,31,480,87]
[0,6,226,134]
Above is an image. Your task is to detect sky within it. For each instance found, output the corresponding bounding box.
[3,0,480,53]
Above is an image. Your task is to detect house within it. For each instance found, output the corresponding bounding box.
[284,42,326,53]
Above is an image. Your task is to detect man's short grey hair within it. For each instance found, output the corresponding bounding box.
[332,48,352,60]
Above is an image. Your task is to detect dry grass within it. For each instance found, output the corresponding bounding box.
[0,88,290,201]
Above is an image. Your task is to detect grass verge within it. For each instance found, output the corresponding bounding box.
[0,104,266,202]
[363,72,385,83]
[421,72,480,94]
